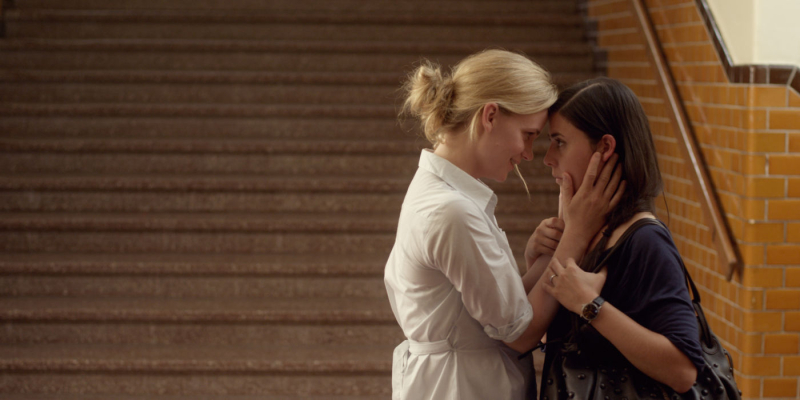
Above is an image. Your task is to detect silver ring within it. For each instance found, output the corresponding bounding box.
[549,274,557,284]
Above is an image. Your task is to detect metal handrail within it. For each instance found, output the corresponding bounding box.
[629,0,742,279]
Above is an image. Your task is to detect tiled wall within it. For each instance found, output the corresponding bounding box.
[586,0,800,398]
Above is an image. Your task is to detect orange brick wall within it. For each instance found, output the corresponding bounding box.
[586,0,800,398]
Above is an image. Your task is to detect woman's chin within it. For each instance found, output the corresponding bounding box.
[489,172,509,183]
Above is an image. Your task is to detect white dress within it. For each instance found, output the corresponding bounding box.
[384,150,535,400]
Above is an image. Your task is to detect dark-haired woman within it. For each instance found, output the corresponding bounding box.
[531,77,705,396]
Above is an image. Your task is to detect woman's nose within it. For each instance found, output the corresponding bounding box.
[543,146,556,167]
[522,144,534,161]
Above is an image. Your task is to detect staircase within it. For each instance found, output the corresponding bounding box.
[0,0,599,398]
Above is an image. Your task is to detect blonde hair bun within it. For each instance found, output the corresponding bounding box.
[401,49,558,146]
[402,61,455,145]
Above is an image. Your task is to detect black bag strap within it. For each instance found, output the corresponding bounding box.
[591,218,660,273]
[595,218,714,348]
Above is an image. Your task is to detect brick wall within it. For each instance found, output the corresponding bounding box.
[586,0,800,398]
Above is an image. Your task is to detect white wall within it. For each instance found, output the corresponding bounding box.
[705,0,755,63]
[754,0,800,66]
[706,0,800,67]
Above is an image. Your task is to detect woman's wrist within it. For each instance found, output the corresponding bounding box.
[560,225,594,248]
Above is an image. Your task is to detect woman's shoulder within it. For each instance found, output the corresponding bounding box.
[605,213,665,250]
[613,218,684,278]
[403,185,485,231]
[624,219,675,250]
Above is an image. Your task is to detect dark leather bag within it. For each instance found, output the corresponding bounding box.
[540,219,742,400]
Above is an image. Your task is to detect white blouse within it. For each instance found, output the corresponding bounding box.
[385,150,535,400]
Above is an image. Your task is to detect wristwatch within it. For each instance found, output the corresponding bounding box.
[580,296,605,323]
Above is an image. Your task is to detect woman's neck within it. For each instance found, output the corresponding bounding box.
[433,134,481,180]
[588,211,657,252]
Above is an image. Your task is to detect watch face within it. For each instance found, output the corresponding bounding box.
[582,303,600,320]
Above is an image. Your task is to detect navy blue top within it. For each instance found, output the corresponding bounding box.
[544,221,705,375]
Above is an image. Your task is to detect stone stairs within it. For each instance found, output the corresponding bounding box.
[0,0,597,397]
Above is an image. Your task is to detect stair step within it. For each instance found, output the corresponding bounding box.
[12,0,576,14]
[0,212,403,232]
[0,138,428,154]
[2,343,395,372]
[0,297,395,323]
[0,117,414,140]
[0,154,421,176]
[0,230,398,254]
[0,229,536,254]
[0,174,556,196]
[0,151,553,177]
[0,174,415,192]
[0,103,397,118]
[0,253,387,275]
[0,212,550,233]
[0,153,421,177]
[0,395,391,400]
[0,191,414,213]
[0,187,557,214]
[1,274,387,298]
[5,10,584,42]
[4,10,583,26]
[7,21,583,43]
[0,372,391,396]
[1,321,403,346]
[0,137,549,155]
[0,69,596,87]
[0,107,607,140]
[0,343,392,395]
[0,38,592,55]
[0,174,557,199]
[0,82,400,105]
[0,39,593,72]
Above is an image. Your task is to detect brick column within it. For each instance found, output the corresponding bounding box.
[586,0,800,398]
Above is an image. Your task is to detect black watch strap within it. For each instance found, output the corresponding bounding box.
[593,296,605,308]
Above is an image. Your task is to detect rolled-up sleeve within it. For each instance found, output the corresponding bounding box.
[424,198,533,343]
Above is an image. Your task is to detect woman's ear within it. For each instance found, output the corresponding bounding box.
[598,134,617,162]
[480,103,499,135]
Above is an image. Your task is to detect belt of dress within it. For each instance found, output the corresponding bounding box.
[407,338,499,355]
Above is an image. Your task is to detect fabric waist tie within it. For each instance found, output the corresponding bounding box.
[407,338,451,355]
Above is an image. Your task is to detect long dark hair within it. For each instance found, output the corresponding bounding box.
[549,77,663,270]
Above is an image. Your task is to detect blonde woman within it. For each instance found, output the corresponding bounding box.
[384,50,624,400]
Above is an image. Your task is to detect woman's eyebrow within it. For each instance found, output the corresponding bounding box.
[549,132,563,139]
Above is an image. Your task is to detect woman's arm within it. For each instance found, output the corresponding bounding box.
[505,227,605,353]
[522,217,564,293]
[506,152,624,352]
[544,257,697,393]
[590,303,697,392]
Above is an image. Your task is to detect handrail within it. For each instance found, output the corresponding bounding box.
[629,0,742,280]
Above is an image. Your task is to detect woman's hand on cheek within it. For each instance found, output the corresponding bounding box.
[543,258,607,314]
[560,152,625,242]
